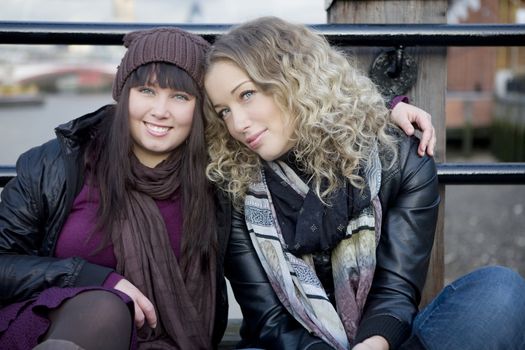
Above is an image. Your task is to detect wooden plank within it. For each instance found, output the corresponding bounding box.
[326,0,447,305]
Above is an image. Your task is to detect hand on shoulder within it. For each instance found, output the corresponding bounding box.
[391,102,436,157]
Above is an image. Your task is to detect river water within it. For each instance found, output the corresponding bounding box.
[0,93,113,165]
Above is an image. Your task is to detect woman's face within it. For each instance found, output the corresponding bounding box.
[205,60,295,161]
[128,82,195,167]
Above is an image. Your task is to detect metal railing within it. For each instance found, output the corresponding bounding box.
[1,163,525,188]
[0,21,525,46]
[1,21,524,188]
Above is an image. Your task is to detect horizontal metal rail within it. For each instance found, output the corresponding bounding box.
[0,22,524,189]
[0,21,524,46]
[1,164,524,188]
[437,163,525,184]
[0,167,16,188]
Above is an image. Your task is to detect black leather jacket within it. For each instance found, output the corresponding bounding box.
[0,105,229,347]
[223,135,440,350]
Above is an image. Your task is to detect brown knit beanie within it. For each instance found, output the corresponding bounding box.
[112,27,210,101]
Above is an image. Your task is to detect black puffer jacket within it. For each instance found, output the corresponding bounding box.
[223,134,440,350]
[0,105,230,347]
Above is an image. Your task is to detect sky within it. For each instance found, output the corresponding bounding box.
[0,0,327,24]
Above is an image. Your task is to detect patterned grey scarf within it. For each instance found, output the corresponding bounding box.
[244,145,382,349]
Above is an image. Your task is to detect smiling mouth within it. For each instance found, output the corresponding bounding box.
[246,129,267,148]
[144,122,171,135]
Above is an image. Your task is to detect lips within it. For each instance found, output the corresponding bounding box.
[246,129,267,148]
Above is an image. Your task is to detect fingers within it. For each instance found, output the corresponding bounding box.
[136,294,157,329]
[397,117,416,136]
[131,295,157,329]
[417,118,436,157]
[413,110,433,156]
[427,127,436,156]
[133,301,146,328]
[418,123,431,156]
[114,278,157,329]
[391,102,436,157]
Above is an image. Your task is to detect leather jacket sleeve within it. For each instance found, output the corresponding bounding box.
[354,135,440,348]
[225,207,333,350]
[0,142,113,306]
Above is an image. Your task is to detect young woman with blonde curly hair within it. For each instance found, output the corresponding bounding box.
[204,16,525,350]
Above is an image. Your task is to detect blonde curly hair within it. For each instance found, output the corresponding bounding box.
[204,16,397,207]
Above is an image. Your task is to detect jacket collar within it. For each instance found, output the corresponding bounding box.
[54,104,114,145]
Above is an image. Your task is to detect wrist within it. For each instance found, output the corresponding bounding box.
[388,95,409,110]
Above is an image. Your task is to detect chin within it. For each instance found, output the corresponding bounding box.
[259,153,279,162]
[252,145,288,162]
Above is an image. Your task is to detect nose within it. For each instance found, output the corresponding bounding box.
[230,108,250,134]
[151,95,170,119]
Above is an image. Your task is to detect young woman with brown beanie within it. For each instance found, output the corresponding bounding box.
[0,25,436,350]
[0,28,223,350]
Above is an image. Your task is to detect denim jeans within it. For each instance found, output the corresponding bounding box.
[402,266,525,350]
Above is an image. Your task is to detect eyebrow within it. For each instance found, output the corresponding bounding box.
[231,80,251,94]
[212,80,252,109]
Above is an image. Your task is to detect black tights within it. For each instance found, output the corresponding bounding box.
[38,290,132,350]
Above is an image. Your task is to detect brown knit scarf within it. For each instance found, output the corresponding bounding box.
[112,150,216,349]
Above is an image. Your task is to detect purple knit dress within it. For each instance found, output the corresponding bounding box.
[0,184,183,349]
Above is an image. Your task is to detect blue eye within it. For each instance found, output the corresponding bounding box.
[138,87,154,95]
[217,108,230,119]
[240,90,255,100]
[173,93,190,101]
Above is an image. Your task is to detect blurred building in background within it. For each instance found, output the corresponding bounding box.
[447,0,525,160]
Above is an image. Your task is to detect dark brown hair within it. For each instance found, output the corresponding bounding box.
[87,62,216,271]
